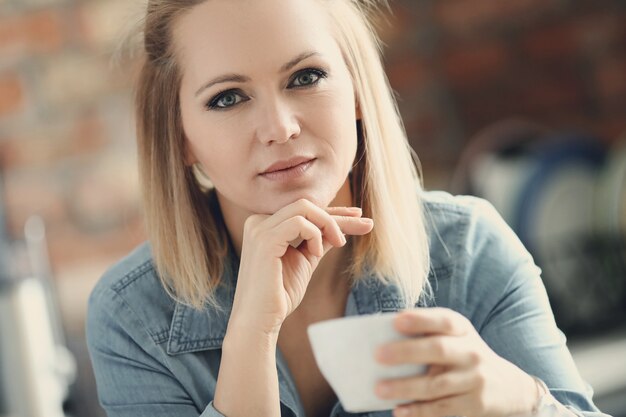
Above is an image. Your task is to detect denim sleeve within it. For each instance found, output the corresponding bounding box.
[458,198,610,417]
[86,285,225,417]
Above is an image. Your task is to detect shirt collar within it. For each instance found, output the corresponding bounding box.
[166,252,413,356]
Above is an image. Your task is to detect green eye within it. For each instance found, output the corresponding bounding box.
[219,93,238,107]
[207,90,248,110]
[290,68,327,88]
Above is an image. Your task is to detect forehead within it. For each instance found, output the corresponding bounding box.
[173,0,341,74]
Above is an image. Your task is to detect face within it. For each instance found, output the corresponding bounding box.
[176,0,359,217]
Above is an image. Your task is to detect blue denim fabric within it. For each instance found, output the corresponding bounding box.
[86,191,610,417]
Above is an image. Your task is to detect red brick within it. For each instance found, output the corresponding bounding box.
[405,112,443,149]
[0,10,65,58]
[72,114,108,154]
[75,0,141,50]
[47,216,145,270]
[442,42,509,89]
[577,14,625,56]
[595,57,626,99]
[378,2,419,46]
[0,72,25,116]
[68,160,139,233]
[36,51,130,109]
[3,170,67,236]
[518,76,584,114]
[386,54,432,91]
[0,114,107,168]
[521,21,580,61]
[596,116,626,142]
[455,92,517,133]
[434,0,559,33]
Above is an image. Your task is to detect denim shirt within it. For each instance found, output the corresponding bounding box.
[86,191,609,417]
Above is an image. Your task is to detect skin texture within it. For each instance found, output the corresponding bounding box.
[174,2,373,415]
[177,0,360,239]
[174,0,372,322]
[172,1,558,416]
[376,309,541,417]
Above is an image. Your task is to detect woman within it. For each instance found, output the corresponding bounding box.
[86,0,608,416]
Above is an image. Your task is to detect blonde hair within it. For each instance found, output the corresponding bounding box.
[133,0,431,310]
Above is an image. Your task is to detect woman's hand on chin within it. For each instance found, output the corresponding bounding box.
[230,199,374,336]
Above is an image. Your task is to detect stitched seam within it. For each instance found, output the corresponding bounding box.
[111,260,155,293]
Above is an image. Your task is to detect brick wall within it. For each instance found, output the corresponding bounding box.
[383,0,626,188]
[0,0,623,415]
[0,0,145,330]
[0,0,624,326]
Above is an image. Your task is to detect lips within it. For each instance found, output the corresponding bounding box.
[261,156,316,174]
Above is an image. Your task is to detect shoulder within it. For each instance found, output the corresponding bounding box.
[421,189,513,239]
[86,242,176,346]
[420,189,531,266]
[419,190,538,314]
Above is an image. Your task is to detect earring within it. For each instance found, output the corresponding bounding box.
[192,163,213,189]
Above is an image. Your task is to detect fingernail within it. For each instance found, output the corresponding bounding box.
[341,234,347,245]
[376,383,391,397]
[394,407,410,417]
[398,315,412,328]
[348,207,362,215]
[376,346,391,361]
[359,218,373,225]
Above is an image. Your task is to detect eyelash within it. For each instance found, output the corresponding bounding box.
[205,67,328,111]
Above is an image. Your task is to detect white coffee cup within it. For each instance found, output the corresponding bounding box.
[307,312,427,412]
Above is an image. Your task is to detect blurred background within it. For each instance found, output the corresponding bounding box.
[0,0,624,416]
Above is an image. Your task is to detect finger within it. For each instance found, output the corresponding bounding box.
[376,335,476,367]
[375,370,475,401]
[264,199,345,247]
[302,207,367,249]
[392,308,470,337]
[295,238,325,265]
[271,215,324,258]
[326,206,373,240]
[333,215,374,236]
[325,206,362,216]
[393,392,477,417]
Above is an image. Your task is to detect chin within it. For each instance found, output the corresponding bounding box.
[256,189,337,214]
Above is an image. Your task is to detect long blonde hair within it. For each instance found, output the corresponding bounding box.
[133,0,431,310]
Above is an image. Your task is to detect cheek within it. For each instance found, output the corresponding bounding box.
[197,145,237,178]
[325,94,358,154]
[310,86,357,135]
[185,117,245,167]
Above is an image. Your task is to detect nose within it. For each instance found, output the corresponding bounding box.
[254,96,301,145]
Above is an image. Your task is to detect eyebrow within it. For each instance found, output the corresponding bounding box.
[194,51,321,98]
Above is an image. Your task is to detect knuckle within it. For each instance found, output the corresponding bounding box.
[431,374,451,393]
[474,371,487,391]
[389,381,403,398]
[293,215,307,226]
[405,342,421,362]
[467,350,482,365]
[296,198,311,209]
[458,313,472,330]
[440,316,456,333]
[435,398,451,415]
[431,339,447,358]
[403,404,420,417]
[335,215,350,223]
[243,215,260,235]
